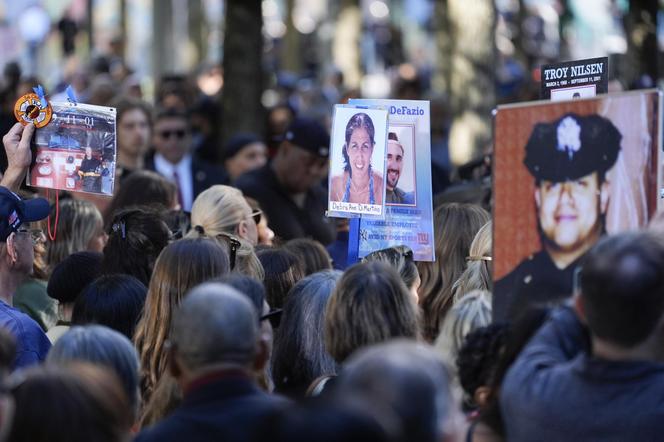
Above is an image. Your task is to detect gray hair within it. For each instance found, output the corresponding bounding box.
[170,283,259,371]
[47,325,140,415]
[335,339,454,442]
[434,290,492,381]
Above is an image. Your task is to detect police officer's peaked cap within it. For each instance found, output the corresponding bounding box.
[523,113,621,182]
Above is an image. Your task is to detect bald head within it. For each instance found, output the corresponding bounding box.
[171,283,259,372]
[335,340,453,442]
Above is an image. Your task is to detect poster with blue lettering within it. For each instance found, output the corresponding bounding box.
[347,99,435,262]
[328,105,389,218]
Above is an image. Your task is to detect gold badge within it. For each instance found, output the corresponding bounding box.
[14,92,52,128]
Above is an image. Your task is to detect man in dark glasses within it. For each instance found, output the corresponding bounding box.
[146,107,227,211]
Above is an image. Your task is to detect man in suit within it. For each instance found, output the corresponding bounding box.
[135,282,287,442]
[146,108,227,211]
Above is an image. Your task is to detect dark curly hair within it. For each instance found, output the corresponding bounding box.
[456,323,508,408]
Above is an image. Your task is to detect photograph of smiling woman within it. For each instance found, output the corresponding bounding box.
[328,109,388,217]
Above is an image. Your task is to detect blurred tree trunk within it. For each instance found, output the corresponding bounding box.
[622,0,658,88]
[282,0,301,73]
[434,0,496,166]
[153,0,174,81]
[188,0,207,65]
[333,0,362,89]
[221,0,264,149]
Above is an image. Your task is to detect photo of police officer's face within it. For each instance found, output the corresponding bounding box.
[535,171,609,252]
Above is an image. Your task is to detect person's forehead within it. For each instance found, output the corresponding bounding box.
[539,170,599,187]
[350,127,370,139]
[120,108,149,124]
[154,116,188,129]
[387,142,403,156]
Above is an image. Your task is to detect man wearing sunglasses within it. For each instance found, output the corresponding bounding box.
[0,123,52,369]
[146,107,227,211]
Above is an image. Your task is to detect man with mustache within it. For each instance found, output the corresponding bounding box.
[494,113,621,322]
[385,132,414,205]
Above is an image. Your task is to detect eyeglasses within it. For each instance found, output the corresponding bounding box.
[157,129,187,140]
[250,210,262,225]
[215,232,241,270]
[260,308,283,328]
[16,228,45,245]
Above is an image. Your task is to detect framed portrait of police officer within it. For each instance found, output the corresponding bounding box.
[493,89,662,322]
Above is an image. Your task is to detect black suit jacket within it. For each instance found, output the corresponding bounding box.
[144,151,229,200]
[135,373,288,442]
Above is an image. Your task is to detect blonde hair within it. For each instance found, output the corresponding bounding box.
[46,199,103,273]
[452,221,492,303]
[434,290,491,374]
[190,185,252,237]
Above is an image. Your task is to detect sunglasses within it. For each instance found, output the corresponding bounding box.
[260,308,283,328]
[158,129,187,140]
[215,232,241,270]
[250,210,262,225]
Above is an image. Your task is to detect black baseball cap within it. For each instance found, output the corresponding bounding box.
[523,113,621,183]
[0,186,50,242]
[284,117,330,158]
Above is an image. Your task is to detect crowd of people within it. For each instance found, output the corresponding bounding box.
[0,55,662,442]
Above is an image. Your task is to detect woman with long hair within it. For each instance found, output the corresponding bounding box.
[133,238,230,402]
[418,203,490,342]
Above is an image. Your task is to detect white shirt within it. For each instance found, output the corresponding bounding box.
[154,153,194,211]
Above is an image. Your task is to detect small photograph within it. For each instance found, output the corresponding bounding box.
[328,105,388,217]
[550,84,597,101]
[385,123,416,206]
[29,102,117,196]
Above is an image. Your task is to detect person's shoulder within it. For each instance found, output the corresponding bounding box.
[235,165,271,190]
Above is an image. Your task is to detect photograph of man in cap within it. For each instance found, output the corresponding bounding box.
[385,131,414,205]
[495,113,621,321]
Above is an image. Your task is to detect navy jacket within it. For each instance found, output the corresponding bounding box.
[135,371,288,442]
[500,306,664,441]
[0,300,50,370]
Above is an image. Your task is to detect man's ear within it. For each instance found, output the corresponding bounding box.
[5,233,17,264]
[599,179,610,214]
[253,336,269,372]
[574,293,587,324]
[534,187,541,210]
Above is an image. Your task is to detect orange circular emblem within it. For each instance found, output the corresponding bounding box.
[14,93,52,128]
